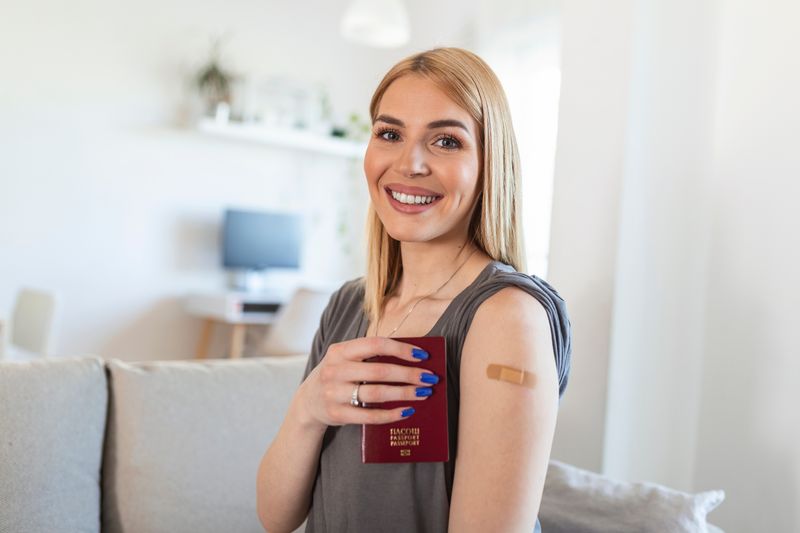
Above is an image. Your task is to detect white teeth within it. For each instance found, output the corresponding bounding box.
[390,189,438,205]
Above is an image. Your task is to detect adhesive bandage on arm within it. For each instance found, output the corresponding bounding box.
[486,364,536,389]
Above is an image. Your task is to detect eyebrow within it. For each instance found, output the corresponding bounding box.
[374,114,470,133]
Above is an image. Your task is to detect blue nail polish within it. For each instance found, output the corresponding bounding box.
[416,387,433,397]
[401,407,415,417]
[412,348,429,360]
[420,372,439,384]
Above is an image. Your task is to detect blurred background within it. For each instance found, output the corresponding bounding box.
[1,0,798,531]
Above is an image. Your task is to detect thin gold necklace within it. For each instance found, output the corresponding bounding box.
[376,247,478,337]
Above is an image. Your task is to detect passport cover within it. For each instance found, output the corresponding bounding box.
[361,336,448,463]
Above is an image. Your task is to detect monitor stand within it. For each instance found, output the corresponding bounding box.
[230,269,269,293]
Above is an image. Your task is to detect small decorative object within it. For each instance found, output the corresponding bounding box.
[195,36,238,119]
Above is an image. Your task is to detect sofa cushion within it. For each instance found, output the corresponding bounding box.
[0,356,107,533]
[102,355,307,533]
[539,460,725,532]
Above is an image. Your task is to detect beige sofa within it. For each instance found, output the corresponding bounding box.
[0,355,725,533]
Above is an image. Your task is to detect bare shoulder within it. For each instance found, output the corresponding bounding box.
[472,286,551,341]
[462,284,557,387]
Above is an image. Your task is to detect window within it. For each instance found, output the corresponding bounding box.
[480,16,561,278]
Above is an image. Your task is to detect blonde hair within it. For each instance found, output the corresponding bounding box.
[363,47,526,325]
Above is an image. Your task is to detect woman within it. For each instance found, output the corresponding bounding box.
[257,47,571,533]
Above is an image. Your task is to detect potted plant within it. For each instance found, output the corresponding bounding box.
[195,37,237,121]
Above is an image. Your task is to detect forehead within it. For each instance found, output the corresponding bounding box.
[377,75,474,127]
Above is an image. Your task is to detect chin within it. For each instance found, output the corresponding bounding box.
[384,227,429,243]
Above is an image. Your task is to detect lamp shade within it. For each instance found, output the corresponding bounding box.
[340,0,410,48]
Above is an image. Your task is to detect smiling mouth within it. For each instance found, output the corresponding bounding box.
[384,186,443,206]
[383,187,444,214]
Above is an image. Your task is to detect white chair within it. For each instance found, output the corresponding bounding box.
[258,286,334,356]
[0,288,60,361]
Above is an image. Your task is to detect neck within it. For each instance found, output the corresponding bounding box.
[393,235,480,304]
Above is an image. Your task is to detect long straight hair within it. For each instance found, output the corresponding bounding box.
[363,47,526,326]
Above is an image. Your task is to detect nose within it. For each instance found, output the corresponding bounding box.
[394,141,430,177]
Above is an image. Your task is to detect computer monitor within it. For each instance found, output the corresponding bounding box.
[222,208,302,280]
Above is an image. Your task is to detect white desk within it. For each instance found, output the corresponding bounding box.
[184,291,287,359]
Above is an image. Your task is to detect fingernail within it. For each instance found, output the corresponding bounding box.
[420,372,439,385]
[412,348,429,360]
[401,407,415,417]
[416,387,433,397]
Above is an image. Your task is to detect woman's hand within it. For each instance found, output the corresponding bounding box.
[297,336,439,431]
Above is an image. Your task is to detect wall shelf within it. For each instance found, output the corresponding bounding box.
[197,118,367,158]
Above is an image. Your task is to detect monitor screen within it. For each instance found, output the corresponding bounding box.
[222,209,302,271]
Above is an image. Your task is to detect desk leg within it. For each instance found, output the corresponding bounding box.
[195,319,214,359]
[230,324,246,359]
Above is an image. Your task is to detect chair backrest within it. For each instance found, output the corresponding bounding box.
[260,286,333,356]
[10,288,59,355]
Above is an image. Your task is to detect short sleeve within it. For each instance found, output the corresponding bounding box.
[301,290,338,383]
[503,273,572,399]
[300,279,365,383]
[527,275,572,398]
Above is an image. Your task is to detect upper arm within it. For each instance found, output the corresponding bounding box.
[448,286,559,532]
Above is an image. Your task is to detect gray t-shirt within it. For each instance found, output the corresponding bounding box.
[301,260,572,532]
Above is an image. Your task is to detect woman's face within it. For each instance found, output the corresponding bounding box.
[364,74,482,245]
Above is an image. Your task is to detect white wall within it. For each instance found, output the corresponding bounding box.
[551,0,800,530]
[0,0,479,360]
[603,0,717,492]
[547,0,635,472]
[693,0,800,530]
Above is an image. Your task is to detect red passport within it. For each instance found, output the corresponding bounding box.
[361,336,448,463]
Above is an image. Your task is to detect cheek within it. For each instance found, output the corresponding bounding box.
[447,159,482,199]
[365,151,392,200]
[363,144,386,180]
[363,153,373,181]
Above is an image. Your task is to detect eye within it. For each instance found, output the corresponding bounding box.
[375,127,401,142]
[433,134,462,150]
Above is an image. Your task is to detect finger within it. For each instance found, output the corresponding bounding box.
[332,336,430,363]
[341,361,440,386]
[343,404,418,425]
[353,383,433,404]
